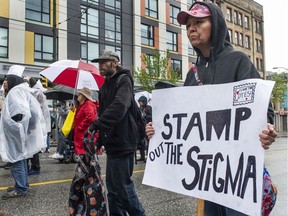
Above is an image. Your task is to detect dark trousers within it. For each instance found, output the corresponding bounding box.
[138,139,147,159]
[27,153,40,171]
[106,153,145,216]
[204,200,247,216]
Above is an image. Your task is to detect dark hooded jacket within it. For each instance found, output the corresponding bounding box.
[89,68,138,156]
[7,75,24,121]
[184,2,274,124]
[138,96,152,123]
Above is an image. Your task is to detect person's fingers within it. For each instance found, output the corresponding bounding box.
[146,129,155,139]
[259,133,276,143]
[267,123,277,138]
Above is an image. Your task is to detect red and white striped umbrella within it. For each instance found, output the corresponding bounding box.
[40,60,104,90]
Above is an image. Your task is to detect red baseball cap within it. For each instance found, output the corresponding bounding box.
[177,3,211,25]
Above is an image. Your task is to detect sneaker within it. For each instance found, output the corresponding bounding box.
[49,152,60,159]
[55,154,64,159]
[28,169,40,176]
[1,189,27,200]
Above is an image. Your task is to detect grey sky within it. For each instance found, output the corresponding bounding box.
[255,0,288,72]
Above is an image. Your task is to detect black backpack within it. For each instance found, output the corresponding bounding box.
[116,74,146,141]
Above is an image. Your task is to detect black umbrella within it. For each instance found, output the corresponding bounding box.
[44,89,74,101]
[53,84,99,101]
[155,81,177,89]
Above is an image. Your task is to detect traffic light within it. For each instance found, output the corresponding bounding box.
[41,77,48,88]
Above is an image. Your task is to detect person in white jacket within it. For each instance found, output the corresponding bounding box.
[25,77,51,175]
[0,65,46,199]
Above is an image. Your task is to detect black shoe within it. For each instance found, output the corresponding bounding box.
[4,163,11,170]
[28,169,40,176]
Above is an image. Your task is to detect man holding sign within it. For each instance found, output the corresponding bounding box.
[144,2,277,216]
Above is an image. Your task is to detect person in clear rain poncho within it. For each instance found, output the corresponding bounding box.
[0,65,46,199]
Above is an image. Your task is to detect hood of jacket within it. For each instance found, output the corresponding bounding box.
[190,2,233,64]
[138,96,147,105]
[7,75,24,92]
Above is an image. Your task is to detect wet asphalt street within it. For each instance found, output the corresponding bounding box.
[0,135,287,216]
[0,150,196,216]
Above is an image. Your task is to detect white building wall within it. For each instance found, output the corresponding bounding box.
[58,0,68,60]
[9,0,26,64]
[158,0,167,54]
[133,1,142,69]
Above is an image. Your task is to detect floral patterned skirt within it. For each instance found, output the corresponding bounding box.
[69,155,107,216]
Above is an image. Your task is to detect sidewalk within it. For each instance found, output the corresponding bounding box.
[277,131,288,138]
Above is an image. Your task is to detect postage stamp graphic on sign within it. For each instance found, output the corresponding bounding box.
[233,83,256,106]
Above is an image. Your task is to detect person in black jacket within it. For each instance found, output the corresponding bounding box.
[137,96,152,162]
[146,2,277,216]
[88,50,145,216]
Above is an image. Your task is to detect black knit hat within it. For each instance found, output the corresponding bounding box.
[29,77,37,88]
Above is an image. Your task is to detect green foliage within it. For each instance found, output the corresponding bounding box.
[133,50,181,93]
[267,72,288,107]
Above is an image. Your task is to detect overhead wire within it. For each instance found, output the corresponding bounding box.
[2,0,235,61]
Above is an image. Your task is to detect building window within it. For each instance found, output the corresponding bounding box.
[245,35,250,49]
[105,13,121,43]
[226,8,232,22]
[188,43,196,55]
[34,34,53,62]
[141,24,154,46]
[81,7,99,39]
[228,29,232,43]
[239,33,243,47]
[234,31,238,45]
[105,45,121,60]
[105,0,121,11]
[170,5,180,25]
[256,39,262,53]
[256,58,263,71]
[259,59,263,71]
[234,11,238,24]
[146,0,158,19]
[26,0,50,23]
[238,13,242,26]
[144,54,157,74]
[0,27,8,58]
[244,16,249,29]
[82,0,99,5]
[167,31,177,52]
[171,59,182,79]
[254,20,262,34]
[81,41,99,63]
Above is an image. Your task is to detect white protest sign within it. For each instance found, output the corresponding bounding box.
[143,79,275,216]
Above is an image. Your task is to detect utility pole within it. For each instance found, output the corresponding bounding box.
[53,0,57,62]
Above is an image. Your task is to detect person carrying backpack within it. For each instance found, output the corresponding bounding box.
[87,50,145,216]
[137,96,152,162]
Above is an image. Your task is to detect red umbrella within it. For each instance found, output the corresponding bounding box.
[40,60,104,90]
